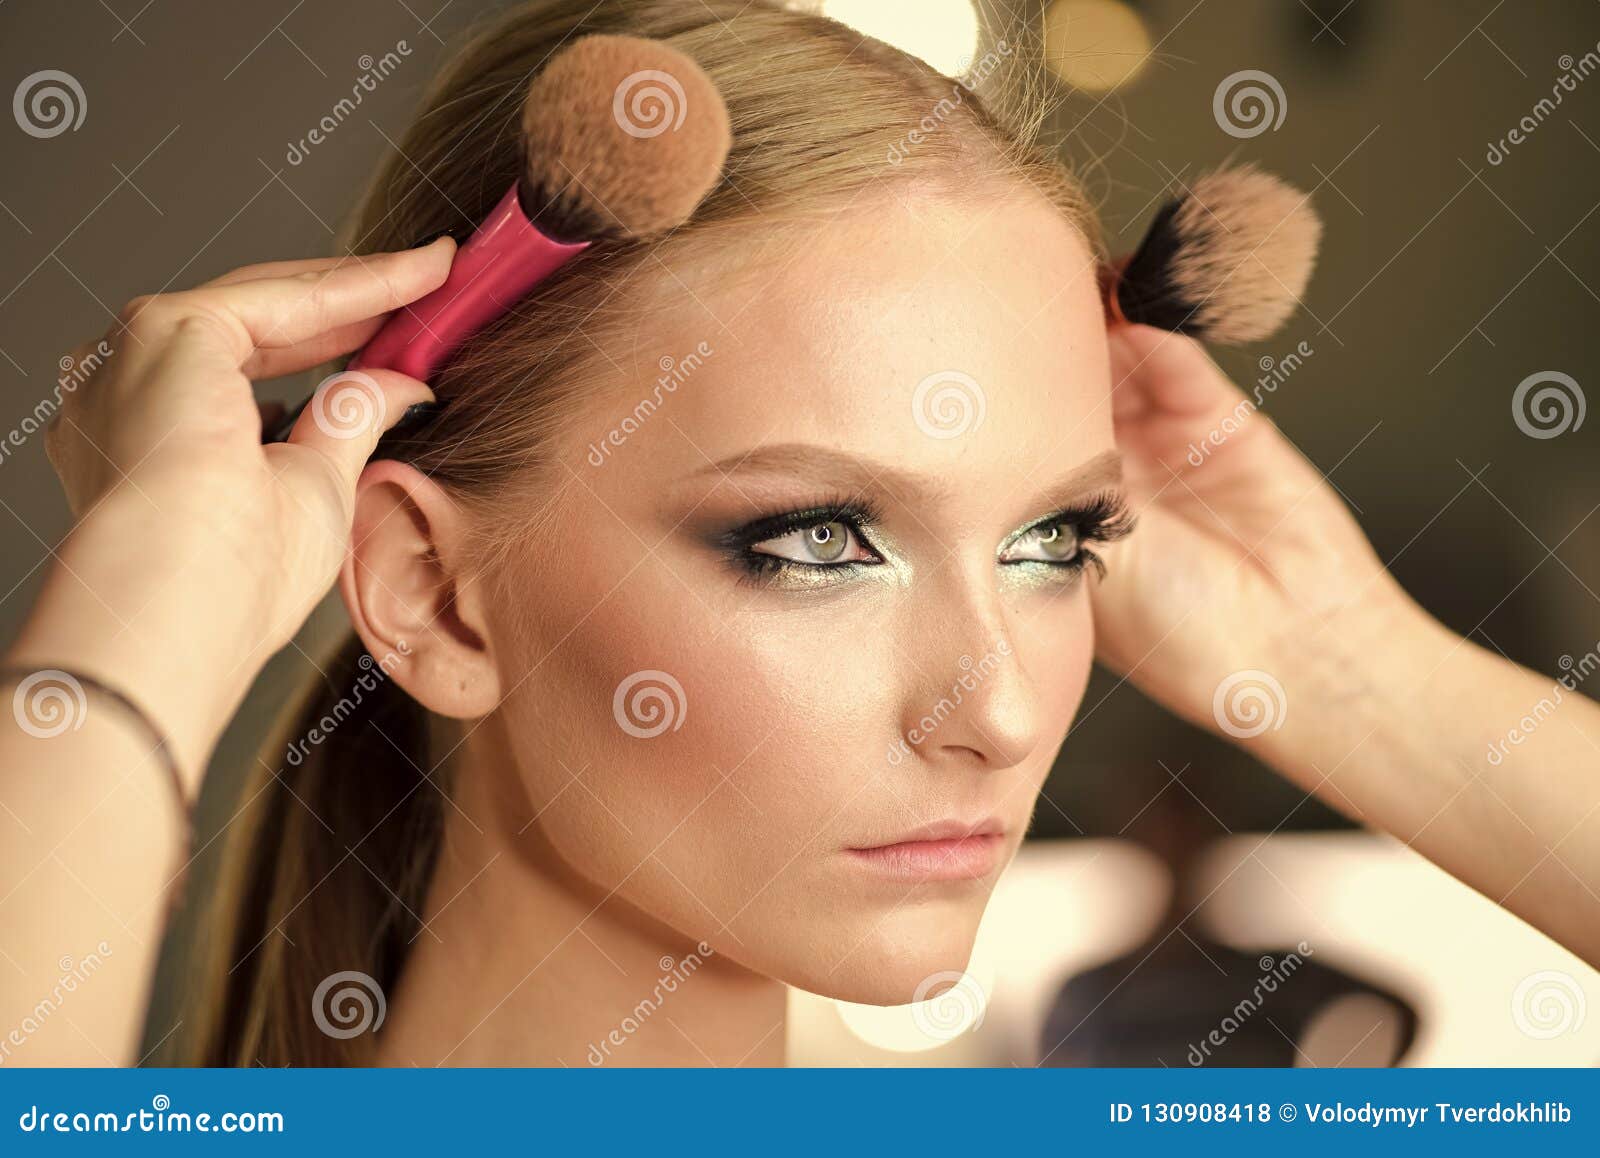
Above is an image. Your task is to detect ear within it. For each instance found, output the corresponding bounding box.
[339,459,502,718]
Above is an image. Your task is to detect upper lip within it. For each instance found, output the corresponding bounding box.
[850,816,1006,850]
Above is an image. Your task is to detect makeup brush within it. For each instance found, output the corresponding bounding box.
[1101,166,1322,345]
[265,34,731,441]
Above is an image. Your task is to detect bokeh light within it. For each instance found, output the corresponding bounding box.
[819,0,983,79]
[1043,0,1152,93]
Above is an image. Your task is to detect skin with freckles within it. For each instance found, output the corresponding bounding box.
[351,184,1121,1061]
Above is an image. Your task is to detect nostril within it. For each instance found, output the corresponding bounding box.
[937,742,989,765]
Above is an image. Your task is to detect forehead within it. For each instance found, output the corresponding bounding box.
[568,184,1113,494]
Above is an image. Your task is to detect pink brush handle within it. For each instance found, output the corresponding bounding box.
[349,184,590,381]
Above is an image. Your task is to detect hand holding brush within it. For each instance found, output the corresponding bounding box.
[265,35,731,442]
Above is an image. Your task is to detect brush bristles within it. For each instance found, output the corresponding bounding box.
[1114,166,1323,344]
[519,35,732,243]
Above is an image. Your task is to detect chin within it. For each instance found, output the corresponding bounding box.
[774,892,989,1007]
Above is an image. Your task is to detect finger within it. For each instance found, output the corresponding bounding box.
[200,254,363,289]
[240,315,386,380]
[167,237,456,363]
[1108,323,1241,417]
[279,367,435,491]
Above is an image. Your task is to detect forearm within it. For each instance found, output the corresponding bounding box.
[7,488,272,781]
[1,499,269,1063]
[0,705,186,1065]
[1259,586,1600,966]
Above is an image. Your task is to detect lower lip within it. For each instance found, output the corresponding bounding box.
[845,834,1005,881]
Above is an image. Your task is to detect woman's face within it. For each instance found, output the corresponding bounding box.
[483,184,1119,1004]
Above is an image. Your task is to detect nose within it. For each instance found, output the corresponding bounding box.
[895,569,1045,770]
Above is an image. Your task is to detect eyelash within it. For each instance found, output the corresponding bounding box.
[716,494,886,582]
[1002,491,1135,582]
[717,491,1135,585]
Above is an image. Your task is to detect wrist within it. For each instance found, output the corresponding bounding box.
[6,491,279,786]
[1250,575,1463,796]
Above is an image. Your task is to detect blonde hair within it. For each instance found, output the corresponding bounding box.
[188,0,1097,1066]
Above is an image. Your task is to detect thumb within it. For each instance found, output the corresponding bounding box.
[281,367,435,491]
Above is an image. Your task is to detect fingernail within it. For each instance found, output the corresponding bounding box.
[400,401,443,425]
[411,228,459,250]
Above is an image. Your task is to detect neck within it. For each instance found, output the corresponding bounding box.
[376,721,787,1067]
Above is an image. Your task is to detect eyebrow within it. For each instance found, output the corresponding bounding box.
[1028,448,1124,512]
[685,443,1123,511]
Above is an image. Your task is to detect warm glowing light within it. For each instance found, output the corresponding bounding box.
[1043,0,1152,94]
[820,0,983,79]
[833,957,997,1054]
[785,841,1172,1065]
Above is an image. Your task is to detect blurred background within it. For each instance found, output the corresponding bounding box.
[1,0,1596,1066]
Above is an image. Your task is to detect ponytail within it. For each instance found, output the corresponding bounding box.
[188,632,451,1065]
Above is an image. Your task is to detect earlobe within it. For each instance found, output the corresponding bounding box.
[339,460,502,719]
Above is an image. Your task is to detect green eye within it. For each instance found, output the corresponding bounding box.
[1001,520,1080,564]
[805,522,848,562]
[752,519,871,566]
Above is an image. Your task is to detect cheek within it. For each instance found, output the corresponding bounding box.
[1050,595,1097,702]
[488,556,896,890]
[1013,589,1098,762]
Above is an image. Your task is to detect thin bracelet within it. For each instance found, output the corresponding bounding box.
[0,664,196,880]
